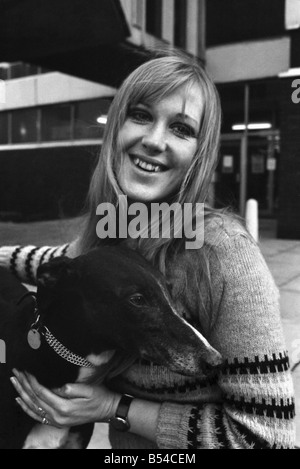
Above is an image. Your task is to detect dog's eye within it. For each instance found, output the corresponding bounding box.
[129,293,147,306]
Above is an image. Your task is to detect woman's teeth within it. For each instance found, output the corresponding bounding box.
[133,157,165,173]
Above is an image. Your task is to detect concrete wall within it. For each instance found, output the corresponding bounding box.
[0,73,116,111]
[206,37,291,83]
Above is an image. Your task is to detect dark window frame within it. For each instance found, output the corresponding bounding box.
[11,108,39,144]
[174,0,187,49]
[41,103,72,142]
[146,0,162,38]
[0,112,9,144]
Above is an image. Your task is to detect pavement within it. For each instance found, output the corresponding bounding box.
[259,219,300,447]
[0,217,299,448]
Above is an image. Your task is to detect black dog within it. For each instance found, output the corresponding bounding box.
[0,245,223,449]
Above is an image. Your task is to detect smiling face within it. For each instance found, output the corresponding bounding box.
[117,83,204,202]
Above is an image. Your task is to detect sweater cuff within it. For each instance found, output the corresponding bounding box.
[0,243,73,285]
[156,402,193,449]
[0,245,20,269]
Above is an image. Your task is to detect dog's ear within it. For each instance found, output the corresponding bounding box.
[37,257,79,290]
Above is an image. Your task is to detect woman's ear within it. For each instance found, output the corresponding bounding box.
[37,257,78,290]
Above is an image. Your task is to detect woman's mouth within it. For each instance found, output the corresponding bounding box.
[131,156,168,174]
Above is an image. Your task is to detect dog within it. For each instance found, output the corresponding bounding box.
[0,244,223,449]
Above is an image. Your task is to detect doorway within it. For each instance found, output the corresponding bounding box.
[214,131,280,217]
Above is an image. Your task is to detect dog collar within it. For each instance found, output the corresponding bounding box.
[20,292,95,369]
[42,326,95,369]
[30,315,95,369]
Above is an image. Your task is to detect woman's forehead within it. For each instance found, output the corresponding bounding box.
[131,80,202,102]
[131,82,203,120]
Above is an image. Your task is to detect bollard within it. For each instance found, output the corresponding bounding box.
[0,339,6,364]
[245,199,259,242]
[0,79,5,104]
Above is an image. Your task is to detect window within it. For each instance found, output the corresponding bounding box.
[74,99,112,140]
[174,0,187,48]
[0,62,49,81]
[0,64,9,81]
[0,113,8,144]
[11,109,38,143]
[41,104,72,141]
[10,63,39,80]
[146,0,162,37]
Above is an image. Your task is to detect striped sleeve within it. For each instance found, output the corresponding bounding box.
[0,243,73,285]
[156,234,296,449]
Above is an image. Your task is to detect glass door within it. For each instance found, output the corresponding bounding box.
[215,132,280,217]
[214,136,241,212]
[247,134,279,217]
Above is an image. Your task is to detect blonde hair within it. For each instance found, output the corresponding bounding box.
[78,52,222,274]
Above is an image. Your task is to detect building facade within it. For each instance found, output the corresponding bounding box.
[0,0,300,239]
[204,0,300,239]
[0,0,205,221]
[0,64,116,220]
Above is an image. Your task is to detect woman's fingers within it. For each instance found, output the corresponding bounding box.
[56,383,94,399]
[11,369,117,427]
[25,372,92,403]
[15,398,62,428]
[24,371,62,404]
[10,376,41,418]
[15,397,44,424]
[11,370,67,427]
[16,370,66,408]
[12,369,37,404]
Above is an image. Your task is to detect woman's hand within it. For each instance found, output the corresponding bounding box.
[10,369,121,428]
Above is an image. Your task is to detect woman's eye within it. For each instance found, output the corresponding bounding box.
[172,123,196,139]
[127,109,151,123]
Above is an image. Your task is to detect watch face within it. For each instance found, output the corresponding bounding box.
[111,416,130,432]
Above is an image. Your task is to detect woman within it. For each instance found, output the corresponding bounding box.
[0,53,296,449]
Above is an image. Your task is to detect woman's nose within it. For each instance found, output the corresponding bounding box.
[141,125,167,154]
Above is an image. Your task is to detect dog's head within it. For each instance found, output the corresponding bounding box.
[36,245,223,377]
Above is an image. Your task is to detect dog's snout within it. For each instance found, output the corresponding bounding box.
[203,348,224,368]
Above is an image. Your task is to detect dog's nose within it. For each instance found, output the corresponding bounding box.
[201,356,225,375]
[204,348,224,368]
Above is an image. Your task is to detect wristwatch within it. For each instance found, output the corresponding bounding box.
[109,394,134,432]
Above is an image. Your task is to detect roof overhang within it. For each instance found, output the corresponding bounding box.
[0,0,149,86]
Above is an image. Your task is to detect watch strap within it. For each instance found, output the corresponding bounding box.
[116,394,134,420]
[109,394,134,432]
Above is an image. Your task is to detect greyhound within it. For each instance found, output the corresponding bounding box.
[0,244,223,449]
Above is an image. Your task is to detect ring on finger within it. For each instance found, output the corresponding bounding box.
[42,417,50,426]
[38,407,47,419]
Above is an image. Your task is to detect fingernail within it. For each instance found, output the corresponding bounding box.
[10,377,17,387]
[12,369,19,378]
[15,398,21,406]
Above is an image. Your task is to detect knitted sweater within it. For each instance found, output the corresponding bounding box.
[0,217,296,449]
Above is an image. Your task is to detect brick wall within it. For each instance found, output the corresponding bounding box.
[277,79,300,239]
